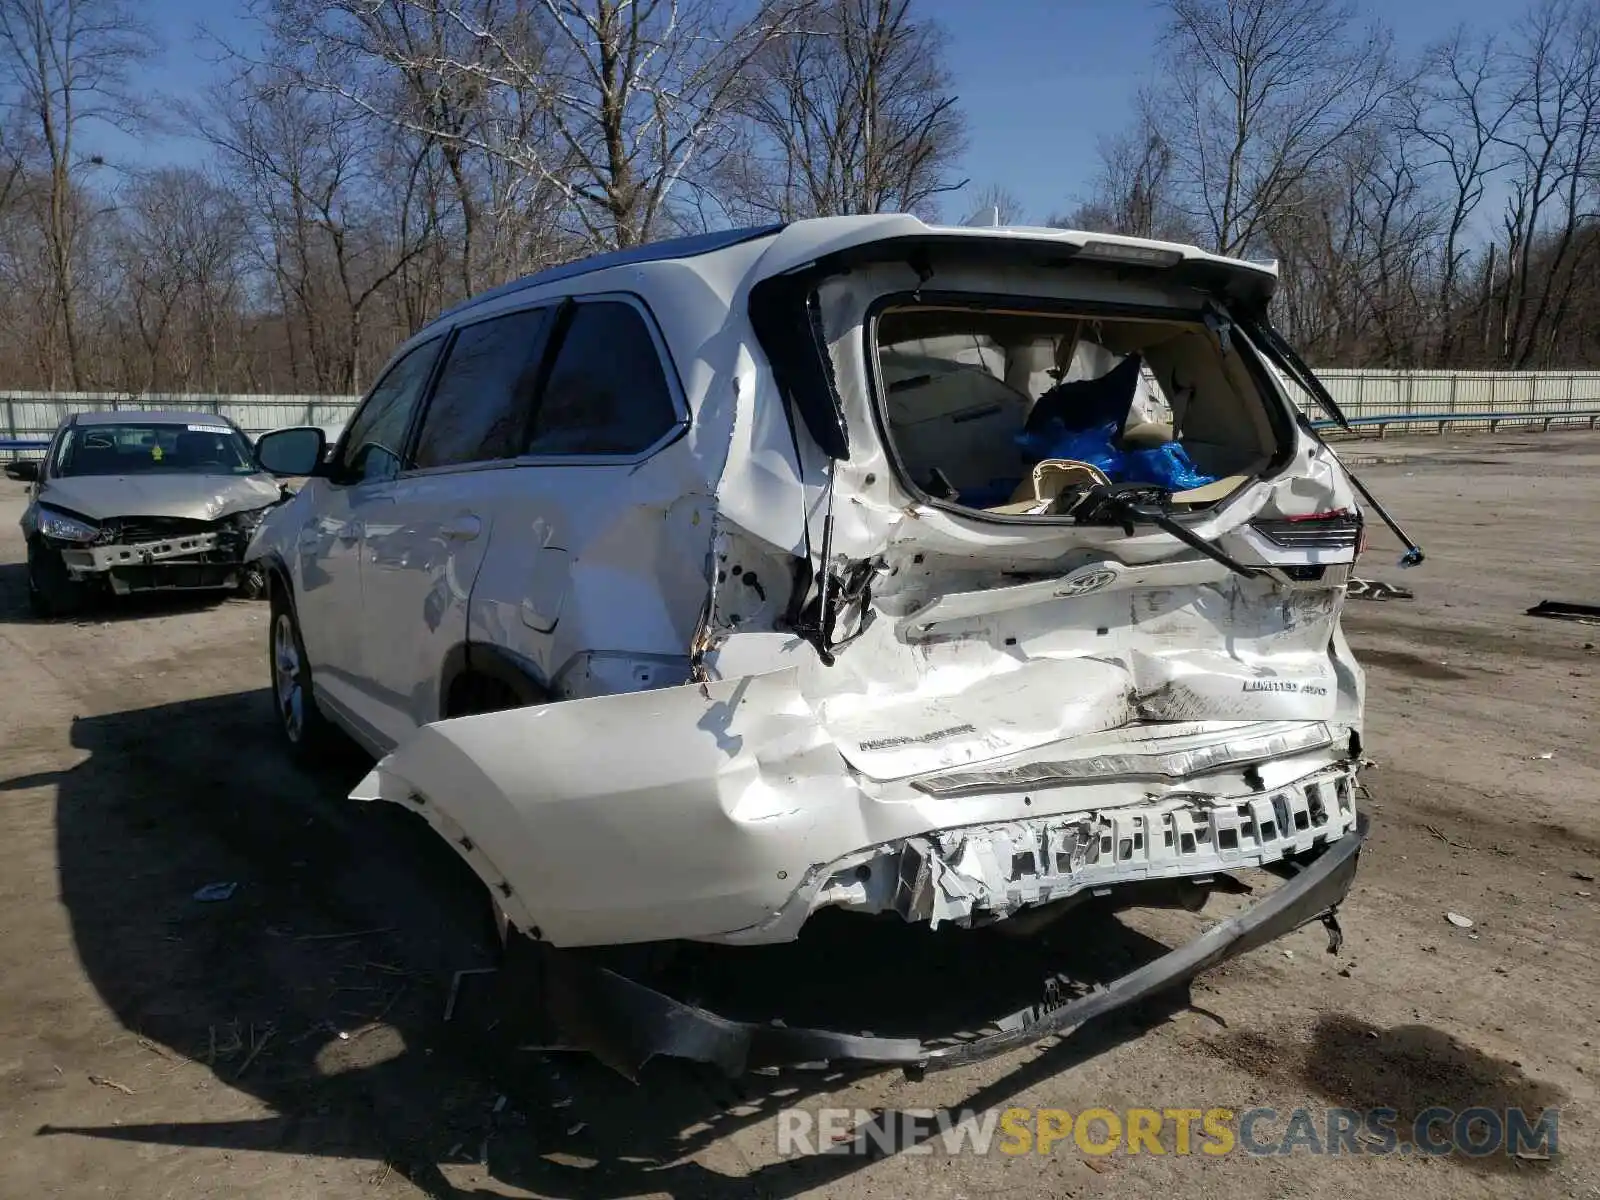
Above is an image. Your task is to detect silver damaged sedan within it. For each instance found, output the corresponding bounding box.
[15,410,286,617]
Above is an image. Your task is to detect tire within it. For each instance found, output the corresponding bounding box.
[27,539,86,619]
[238,562,268,600]
[268,585,334,758]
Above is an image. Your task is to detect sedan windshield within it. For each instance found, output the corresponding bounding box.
[54,422,257,477]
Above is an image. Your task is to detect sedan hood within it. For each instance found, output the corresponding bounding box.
[40,473,281,522]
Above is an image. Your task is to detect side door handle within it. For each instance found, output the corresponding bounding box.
[442,515,482,541]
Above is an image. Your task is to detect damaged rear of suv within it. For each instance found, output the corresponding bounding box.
[248,216,1415,1079]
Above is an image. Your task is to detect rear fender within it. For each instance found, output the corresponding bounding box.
[348,668,858,947]
[351,754,541,935]
[351,648,1361,948]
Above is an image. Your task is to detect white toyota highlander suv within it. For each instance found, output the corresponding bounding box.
[247,215,1418,1078]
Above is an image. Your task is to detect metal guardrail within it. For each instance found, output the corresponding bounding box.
[9,410,1596,461]
[4,380,1599,461]
[1308,409,1600,437]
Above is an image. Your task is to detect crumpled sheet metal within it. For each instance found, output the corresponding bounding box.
[37,472,282,524]
[353,654,1357,948]
[892,820,1095,927]
[868,761,1356,929]
[911,721,1333,797]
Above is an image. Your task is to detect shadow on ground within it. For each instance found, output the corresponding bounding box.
[1201,1014,1565,1173]
[11,676,1212,1198]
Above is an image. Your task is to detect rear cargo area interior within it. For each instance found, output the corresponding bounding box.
[872,306,1282,514]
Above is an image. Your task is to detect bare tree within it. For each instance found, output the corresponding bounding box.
[192,65,445,392]
[1489,0,1600,368]
[1151,0,1399,256]
[250,0,564,296]
[8,0,1600,391]
[110,173,189,391]
[1407,28,1517,364]
[1342,128,1441,363]
[730,0,966,221]
[0,0,156,387]
[1055,113,1200,241]
[0,97,28,210]
[107,168,252,391]
[259,0,809,251]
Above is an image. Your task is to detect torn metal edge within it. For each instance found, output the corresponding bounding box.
[539,815,1367,1081]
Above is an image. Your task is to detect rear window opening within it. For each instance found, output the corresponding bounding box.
[870,302,1287,517]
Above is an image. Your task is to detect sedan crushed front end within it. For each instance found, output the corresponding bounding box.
[20,412,287,614]
[49,511,269,595]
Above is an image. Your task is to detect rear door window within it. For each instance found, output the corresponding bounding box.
[524,300,681,457]
[336,338,443,483]
[414,308,552,469]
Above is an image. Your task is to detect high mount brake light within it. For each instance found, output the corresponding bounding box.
[1074,240,1185,268]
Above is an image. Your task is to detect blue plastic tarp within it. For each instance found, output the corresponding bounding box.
[1016,419,1217,492]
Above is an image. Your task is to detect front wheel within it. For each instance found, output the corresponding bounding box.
[238,562,268,600]
[269,588,333,758]
[27,540,87,619]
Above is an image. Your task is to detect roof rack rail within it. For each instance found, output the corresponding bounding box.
[426,224,787,328]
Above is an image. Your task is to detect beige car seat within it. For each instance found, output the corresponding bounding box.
[986,458,1111,514]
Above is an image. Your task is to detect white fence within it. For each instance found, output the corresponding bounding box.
[1,392,359,455]
[6,369,1600,457]
[1286,369,1600,424]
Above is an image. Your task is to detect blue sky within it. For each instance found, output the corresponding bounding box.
[933,0,1515,220]
[126,0,1516,222]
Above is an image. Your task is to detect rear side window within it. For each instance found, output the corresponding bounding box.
[338,338,442,483]
[525,300,680,456]
[414,308,551,469]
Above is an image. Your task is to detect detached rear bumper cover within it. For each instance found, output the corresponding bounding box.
[545,815,1365,1079]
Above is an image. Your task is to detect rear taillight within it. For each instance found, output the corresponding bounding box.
[1250,510,1361,551]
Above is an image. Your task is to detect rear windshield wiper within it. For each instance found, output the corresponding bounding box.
[1072,484,1261,579]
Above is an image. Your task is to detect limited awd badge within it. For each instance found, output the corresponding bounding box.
[1055,567,1118,597]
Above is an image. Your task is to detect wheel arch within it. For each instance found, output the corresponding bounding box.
[438,641,551,718]
[258,551,295,605]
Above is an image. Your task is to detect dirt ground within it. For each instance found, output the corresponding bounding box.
[0,430,1596,1200]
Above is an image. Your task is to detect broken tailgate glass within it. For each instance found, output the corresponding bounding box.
[871,301,1288,519]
